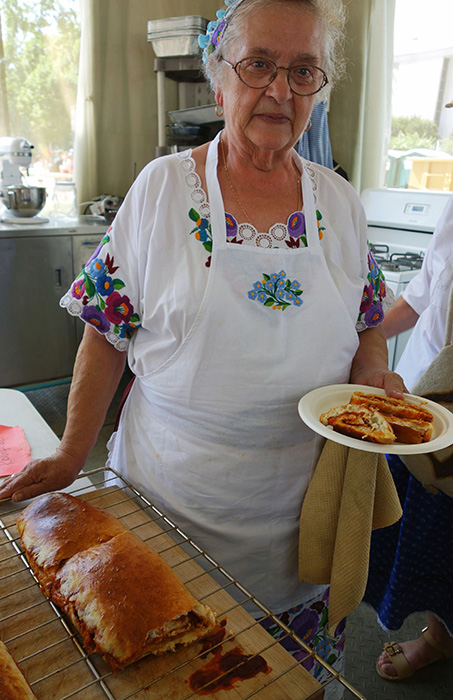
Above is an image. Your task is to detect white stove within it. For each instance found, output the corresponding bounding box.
[361,188,451,369]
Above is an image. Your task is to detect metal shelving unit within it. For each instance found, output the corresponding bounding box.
[153,56,208,157]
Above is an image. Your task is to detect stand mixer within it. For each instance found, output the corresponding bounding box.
[0,137,48,223]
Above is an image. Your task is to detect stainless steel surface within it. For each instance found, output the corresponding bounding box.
[0,234,76,386]
[149,35,202,57]
[0,215,108,238]
[147,15,208,57]
[147,16,208,34]
[168,103,219,124]
[1,185,47,217]
[0,220,107,387]
[0,468,366,700]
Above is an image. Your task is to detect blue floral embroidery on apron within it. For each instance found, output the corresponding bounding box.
[248,270,303,311]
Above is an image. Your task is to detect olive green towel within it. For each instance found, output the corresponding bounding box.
[298,441,402,635]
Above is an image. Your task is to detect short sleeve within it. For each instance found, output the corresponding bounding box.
[59,224,142,352]
[356,247,394,331]
[402,196,453,315]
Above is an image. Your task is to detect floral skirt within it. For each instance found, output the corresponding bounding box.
[259,586,346,700]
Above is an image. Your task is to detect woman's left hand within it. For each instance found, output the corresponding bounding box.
[350,326,407,398]
[351,367,407,399]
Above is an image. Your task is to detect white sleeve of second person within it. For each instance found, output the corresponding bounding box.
[402,195,453,315]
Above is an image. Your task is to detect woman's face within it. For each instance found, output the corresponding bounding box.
[215,3,326,157]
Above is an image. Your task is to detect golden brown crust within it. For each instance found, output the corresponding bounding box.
[384,415,433,444]
[16,493,216,670]
[53,531,216,669]
[16,492,127,596]
[0,640,37,700]
[350,391,433,423]
[350,392,434,444]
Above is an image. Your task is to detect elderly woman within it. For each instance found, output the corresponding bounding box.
[0,0,405,692]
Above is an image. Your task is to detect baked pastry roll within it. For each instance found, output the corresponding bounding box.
[17,491,128,596]
[380,414,433,444]
[17,493,216,671]
[0,639,37,700]
[350,391,433,423]
[350,391,434,444]
[320,404,396,444]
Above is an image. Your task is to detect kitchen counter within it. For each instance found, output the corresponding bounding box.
[0,214,109,238]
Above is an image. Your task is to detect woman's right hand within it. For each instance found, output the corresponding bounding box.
[0,448,83,503]
[0,328,127,505]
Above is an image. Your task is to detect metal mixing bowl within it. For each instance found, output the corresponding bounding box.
[1,186,47,217]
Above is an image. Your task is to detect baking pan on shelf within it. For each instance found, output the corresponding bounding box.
[147,16,208,57]
[0,468,365,699]
[148,16,208,35]
[168,104,220,125]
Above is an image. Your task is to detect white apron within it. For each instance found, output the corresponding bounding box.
[108,134,360,612]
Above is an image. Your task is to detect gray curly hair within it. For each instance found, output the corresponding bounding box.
[204,0,347,95]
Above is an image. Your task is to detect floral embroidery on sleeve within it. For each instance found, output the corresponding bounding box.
[62,232,141,343]
[357,248,387,328]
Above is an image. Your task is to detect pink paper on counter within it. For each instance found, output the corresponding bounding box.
[0,425,32,476]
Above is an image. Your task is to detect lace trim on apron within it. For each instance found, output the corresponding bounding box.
[178,149,325,249]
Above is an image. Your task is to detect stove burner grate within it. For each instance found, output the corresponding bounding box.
[369,243,424,272]
[389,252,424,270]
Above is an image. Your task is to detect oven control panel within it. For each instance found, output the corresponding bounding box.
[361,188,450,232]
[404,202,430,216]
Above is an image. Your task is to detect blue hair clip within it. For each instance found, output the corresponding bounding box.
[198,0,245,65]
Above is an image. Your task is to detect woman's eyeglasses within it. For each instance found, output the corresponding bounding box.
[222,56,328,96]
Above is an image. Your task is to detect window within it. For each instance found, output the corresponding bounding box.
[385,0,453,190]
[0,0,80,215]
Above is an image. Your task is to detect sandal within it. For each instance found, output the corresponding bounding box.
[376,627,453,681]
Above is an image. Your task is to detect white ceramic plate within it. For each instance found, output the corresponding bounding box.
[298,384,453,454]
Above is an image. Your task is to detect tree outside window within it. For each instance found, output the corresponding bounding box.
[385,0,453,190]
[0,0,80,213]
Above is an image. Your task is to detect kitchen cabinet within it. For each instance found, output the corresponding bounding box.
[0,218,108,387]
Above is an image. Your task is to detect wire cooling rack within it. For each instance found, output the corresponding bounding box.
[0,467,367,700]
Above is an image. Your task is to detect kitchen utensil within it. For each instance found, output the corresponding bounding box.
[166,122,209,145]
[298,384,453,454]
[0,137,34,187]
[168,104,220,125]
[1,186,47,218]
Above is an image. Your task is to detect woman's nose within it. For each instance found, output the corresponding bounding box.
[264,67,293,102]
